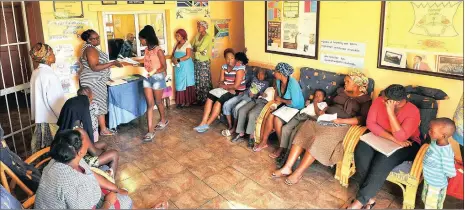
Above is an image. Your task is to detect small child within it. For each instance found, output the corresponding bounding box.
[222,69,269,137]
[422,117,457,209]
[77,87,99,142]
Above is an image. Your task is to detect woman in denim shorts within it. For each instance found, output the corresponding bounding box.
[139,25,169,142]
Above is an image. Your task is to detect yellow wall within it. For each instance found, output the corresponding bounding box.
[244,1,464,118]
[39,1,244,96]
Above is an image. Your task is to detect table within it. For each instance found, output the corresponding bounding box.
[108,78,147,129]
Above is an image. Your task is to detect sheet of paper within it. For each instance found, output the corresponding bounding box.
[209,88,229,98]
[107,79,127,87]
[258,87,275,102]
[272,106,300,123]
[360,132,403,157]
[117,57,139,65]
[317,113,337,122]
[320,53,365,69]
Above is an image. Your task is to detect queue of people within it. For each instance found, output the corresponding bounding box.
[20,20,458,209]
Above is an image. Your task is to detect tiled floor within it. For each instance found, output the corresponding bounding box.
[99,106,464,209]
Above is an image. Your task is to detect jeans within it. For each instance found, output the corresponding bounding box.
[222,94,252,116]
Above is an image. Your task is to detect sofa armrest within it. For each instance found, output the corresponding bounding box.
[254,101,278,144]
[409,143,430,180]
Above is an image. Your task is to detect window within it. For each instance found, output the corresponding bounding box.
[102,11,167,60]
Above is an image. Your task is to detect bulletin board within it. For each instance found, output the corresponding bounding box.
[378,1,464,80]
[265,0,320,59]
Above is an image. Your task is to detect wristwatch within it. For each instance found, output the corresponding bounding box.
[177,58,181,63]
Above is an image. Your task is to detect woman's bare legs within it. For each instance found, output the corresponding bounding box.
[144,88,155,133]
[153,89,167,125]
[98,115,112,135]
[206,102,222,125]
[273,144,304,176]
[271,116,284,157]
[97,149,119,177]
[198,99,214,126]
[286,150,316,184]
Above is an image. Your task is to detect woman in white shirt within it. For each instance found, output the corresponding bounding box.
[172,29,196,108]
[29,43,66,153]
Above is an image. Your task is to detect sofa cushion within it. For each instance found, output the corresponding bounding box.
[299,67,375,101]
[391,161,413,174]
[405,85,448,100]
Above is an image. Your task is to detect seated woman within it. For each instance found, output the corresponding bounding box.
[253,62,304,155]
[57,90,119,178]
[272,70,372,185]
[347,85,421,209]
[194,50,248,133]
[35,129,132,209]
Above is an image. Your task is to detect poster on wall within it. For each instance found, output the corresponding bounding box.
[47,19,93,41]
[176,0,209,19]
[378,1,463,80]
[213,19,230,39]
[53,1,84,19]
[266,0,320,59]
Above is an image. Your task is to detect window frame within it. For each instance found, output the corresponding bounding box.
[101,10,168,57]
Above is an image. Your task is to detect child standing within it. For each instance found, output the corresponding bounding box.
[422,117,457,209]
[222,69,269,137]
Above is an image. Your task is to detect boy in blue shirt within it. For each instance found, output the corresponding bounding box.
[422,117,457,209]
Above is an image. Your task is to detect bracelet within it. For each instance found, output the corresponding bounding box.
[177,58,181,63]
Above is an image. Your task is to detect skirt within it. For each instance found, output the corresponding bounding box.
[80,76,109,115]
[175,86,196,105]
[194,60,212,103]
[292,120,350,166]
[31,123,59,154]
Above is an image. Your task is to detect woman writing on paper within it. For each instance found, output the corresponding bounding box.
[347,85,420,209]
[139,25,168,142]
[253,63,304,153]
[171,29,196,108]
[80,29,123,136]
[271,70,372,186]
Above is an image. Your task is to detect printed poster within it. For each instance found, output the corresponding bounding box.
[320,53,365,69]
[283,1,299,20]
[267,21,281,48]
[53,1,84,19]
[267,1,283,21]
[47,19,93,41]
[176,0,209,19]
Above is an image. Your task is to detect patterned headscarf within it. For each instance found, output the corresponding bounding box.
[29,43,53,64]
[275,62,294,77]
[198,20,208,29]
[348,69,369,94]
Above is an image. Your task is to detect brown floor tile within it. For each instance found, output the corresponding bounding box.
[143,157,186,182]
[175,147,215,168]
[130,184,172,209]
[199,195,237,209]
[204,167,247,193]
[156,169,201,196]
[310,190,346,209]
[372,190,396,209]
[320,174,358,202]
[249,191,294,209]
[188,156,230,180]
[170,181,218,208]
[118,172,153,193]
[222,179,269,207]
[116,162,143,181]
[231,154,276,178]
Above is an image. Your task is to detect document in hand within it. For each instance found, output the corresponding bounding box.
[209,88,229,98]
[272,106,300,123]
[317,113,337,122]
[360,132,403,157]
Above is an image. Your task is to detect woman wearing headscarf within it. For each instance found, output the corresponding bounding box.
[80,29,123,136]
[29,43,66,153]
[271,70,372,186]
[172,29,196,107]
[192,20,213,104]
[253,63,305,152]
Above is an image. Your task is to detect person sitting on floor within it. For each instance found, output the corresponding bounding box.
[57,89,119,178]
[253,62,305,155]
[194,49,247,133]
[422,118,457,209]
[272,70,372,185]
[222,68,269,138]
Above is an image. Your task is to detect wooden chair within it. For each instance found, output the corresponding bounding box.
[335,90,446,209]
[0,141,50,209]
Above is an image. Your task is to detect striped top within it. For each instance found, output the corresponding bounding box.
[80,43,111,82]
[222,64,246,91]
[423,141,456,188]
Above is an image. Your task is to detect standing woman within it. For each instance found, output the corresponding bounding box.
[192,20,213,104]
[29,43,66,153]
[80,29,122,136]
[172,29,196,107]
[139,25,168,142]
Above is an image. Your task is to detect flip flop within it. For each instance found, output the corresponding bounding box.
[271,170,291,178]
[100,128,116,136]
[363,201,376,209]
[252,144,268,152]
[221,129,232,137]
[197,125,210,133]
[269,153,280,159]
[284,175,302,186]
[155,120,169,130]
[231,134,244,143]
[194,124,208,131]
[143,132,155,142]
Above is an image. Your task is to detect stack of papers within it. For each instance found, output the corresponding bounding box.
[117,57,139,65]
[317,113,337,122]
[209,88,229,98]
[123,75,140,82]
[272,106,300,123]
[107,79,127,86]
[360,132,403,157]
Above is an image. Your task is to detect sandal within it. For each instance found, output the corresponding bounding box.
[231,134,244,143]
[155,120,169,130]
[143,132,155,142]
[284,175,302,186]
[252,144,268,152]
[221,129,232,137]
[194,124,208,131]
[197,126,209,133]
[271,169,291,178]
[363,201,376,209]
[269,153,280,159]
[100,128,116,136]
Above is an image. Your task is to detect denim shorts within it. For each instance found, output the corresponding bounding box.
[143,73,167,90]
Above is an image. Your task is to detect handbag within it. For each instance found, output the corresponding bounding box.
[447,162,464,200]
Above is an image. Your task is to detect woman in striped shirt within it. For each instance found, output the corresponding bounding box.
[194,49,248,133]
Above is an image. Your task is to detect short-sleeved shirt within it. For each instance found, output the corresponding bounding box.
[247,77,269,98]
[174,42,192,53]
[35,159,101,209]
[423,141,457,188]
[222,64,246,91]
[276,77,305,109]
[144,46,162,73]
